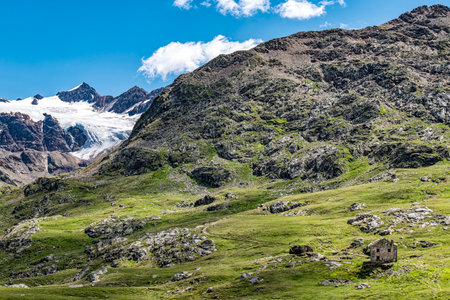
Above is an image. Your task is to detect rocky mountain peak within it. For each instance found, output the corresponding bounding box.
[389,4,449,25]
[56,82,101,104]
[112,5,450,187]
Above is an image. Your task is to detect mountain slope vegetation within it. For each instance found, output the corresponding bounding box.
[0,5,448,300]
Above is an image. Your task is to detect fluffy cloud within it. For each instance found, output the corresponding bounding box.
[183,0,270,16]
[276,0,325,20]
[173,0,194,9]
[139,35,261,80]
[216,0,270,16]
[175,0,345,18]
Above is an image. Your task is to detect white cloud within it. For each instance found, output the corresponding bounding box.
[139,35,262,80]
[174,0,194,9]
[216,0,270,16]
[276,0,325,20]
[339,23,348,28]
[175,0,345,18]
[320,21,332,28]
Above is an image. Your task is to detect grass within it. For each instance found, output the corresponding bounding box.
[0,162,448,299]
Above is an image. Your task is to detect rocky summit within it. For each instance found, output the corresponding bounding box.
[97,4,449,192]
[0,5,448,300]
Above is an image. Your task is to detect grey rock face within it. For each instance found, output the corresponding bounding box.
[355,283,370,289]
[86,266,108,283]
[189,167,231,187]
[289,245,313,256]
[240,272,253,279]
[0,219,41,254]
[347,214,383,233]
[411,240,437,248]
[24,177,64,197]
[306,252,327,262]
[72,265,90,282]
[84,225,217,268]
[249,277,264,285]
[269,201,304,214]
[320,279,353,286]
[324,261,342,270]
[84,215,146,239]
[205,203,230,211]
[144,228,217,267]
[171,271,193,282]
[348,203,366,211]
[349,238,364,248]
[12,264,58,279]
[194,195,216,207]
[99,147,166,176]
[57,83,102,104]
[4,284,29,288]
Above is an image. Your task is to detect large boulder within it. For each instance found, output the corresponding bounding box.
[189,167,231,187]
[289,245,313,256]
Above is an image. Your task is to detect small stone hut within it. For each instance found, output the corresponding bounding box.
[369,239,397,264]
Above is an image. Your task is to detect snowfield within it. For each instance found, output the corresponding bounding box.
[0,96,139,160]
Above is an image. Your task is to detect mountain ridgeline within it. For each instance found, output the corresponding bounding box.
[0,84,164,186]
[98,5,449,190]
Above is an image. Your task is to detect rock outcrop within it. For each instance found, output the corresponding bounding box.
[0,219,41,254]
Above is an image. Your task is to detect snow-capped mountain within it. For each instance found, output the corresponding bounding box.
[0,83,163,185]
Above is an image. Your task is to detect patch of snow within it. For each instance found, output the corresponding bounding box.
[124,98,152,114]
[68,83,82,92]
[0,96,139,160]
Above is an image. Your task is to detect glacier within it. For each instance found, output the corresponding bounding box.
[0,95,139,160]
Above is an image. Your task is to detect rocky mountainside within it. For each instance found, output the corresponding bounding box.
[0,113,86,186]
[98,5,449,191]
[0,84,164,186]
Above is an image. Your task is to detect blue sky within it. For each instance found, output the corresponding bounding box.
[0,0,448,99]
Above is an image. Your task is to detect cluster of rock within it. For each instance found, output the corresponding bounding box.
[189,167,231,188]
[383,206,447,227]
[366,171,398,183]
[280,209,308,216]
[347,214,384,233]
[11,261,58,279]
[83,216,217,270]
[420,176,447,183]
[382,206,449,234]
[84,215,146,239]
[348,206,449,235]
[349,238,365,248]
[289,245,327,262]
[348,202,366,211]
[266,201,306,214]
[172,271,193,282]
[320,279,353,286]
[87,266,108,283]
[205,203,230,211]
[194,195,216,207]
[24,177,64,197]
[0,219,41,254]
[144,228,217,267]
[176,195,231,212]
[13,193,80,220]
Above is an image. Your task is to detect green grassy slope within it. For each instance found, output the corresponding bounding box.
[0,161,448,299]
